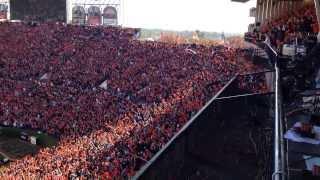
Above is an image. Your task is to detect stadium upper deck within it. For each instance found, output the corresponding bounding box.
[247,0,320,40]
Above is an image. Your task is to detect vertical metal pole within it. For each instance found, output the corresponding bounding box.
[278,58,286,180]
[274,51,281,180]
[265,42,285,180]
[121,0,124,26]
[314,0,320,43]
[66,0,69,23]
[6,1,10,20]
[99,6,101,25]
[261,0,265,23]
[268,0,272,20]
[256,0,260,23]
[265,0,270,20]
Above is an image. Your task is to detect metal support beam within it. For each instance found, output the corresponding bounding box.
[264,42,285,180]
[260,0,266,23]
[259,0,264,23]
[7,0,10,20]
[265,0,270,21]
[268,0,273,20]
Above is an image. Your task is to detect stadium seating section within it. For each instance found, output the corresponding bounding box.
[0,22,265,178]
[245,4,319,54]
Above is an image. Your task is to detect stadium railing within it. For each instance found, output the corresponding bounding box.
[264,42,287,180]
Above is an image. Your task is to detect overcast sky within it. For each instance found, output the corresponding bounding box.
[123,0,257,33]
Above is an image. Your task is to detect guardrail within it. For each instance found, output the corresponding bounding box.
[264,42,286,180]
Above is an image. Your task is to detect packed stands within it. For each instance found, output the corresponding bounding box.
[245,3,319,55]
[0,22,264,178]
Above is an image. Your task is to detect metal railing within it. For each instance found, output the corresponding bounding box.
[264,42,286,180]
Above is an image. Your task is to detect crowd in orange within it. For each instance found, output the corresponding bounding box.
[263,4,318,49]
[158,32,224,47]
[246,3,319,53]
[0,22,264,178]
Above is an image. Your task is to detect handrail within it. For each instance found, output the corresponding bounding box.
[264,42,286,180]
[238,70,275,77]
[265,42,278,57]
[274,59,282,180]
[215,91,274,101]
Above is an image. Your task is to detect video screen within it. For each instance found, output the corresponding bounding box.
[10,0,66,22]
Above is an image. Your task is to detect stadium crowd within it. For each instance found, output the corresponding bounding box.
[246,3,319,53]
[0,22,265,178]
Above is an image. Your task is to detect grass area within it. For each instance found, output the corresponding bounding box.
[0,126,58,163]
[0,127,57,147]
